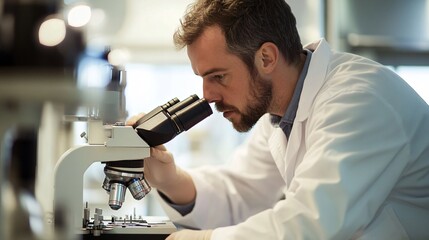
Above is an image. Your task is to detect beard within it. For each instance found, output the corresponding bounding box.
[215,73,272,132]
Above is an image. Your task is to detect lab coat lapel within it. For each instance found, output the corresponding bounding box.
[284,123,303,188]
[268,128,288,181]
[295,38,331,122]
[283,39,332,188]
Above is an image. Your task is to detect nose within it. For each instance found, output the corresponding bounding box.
[202,79,221,103]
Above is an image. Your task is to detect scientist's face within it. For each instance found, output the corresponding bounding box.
[187,25,272,132]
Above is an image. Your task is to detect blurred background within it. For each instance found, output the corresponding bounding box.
[1,0,428,229]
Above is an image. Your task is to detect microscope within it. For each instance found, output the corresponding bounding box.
[54,94,212,239]
[0,1,88,239]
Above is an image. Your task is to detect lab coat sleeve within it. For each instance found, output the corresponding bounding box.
[210,88,411,239]
[158,114,285,229]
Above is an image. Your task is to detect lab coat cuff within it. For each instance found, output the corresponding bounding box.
[156,169,223,229]
[157,190,195,216]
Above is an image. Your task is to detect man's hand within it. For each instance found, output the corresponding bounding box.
[126,113,197,205]
[166,229,213,240]
[126,113,177,188]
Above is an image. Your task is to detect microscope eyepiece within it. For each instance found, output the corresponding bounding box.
[171,98,213,131]
[165,94,199,115]
[134,95,212,147]
[132,97,180,128]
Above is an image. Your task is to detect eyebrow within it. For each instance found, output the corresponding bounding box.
[198,68,228,77]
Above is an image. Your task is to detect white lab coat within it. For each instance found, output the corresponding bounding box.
[159,39,429,239]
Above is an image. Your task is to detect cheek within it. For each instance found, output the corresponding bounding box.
[225,81,251,106]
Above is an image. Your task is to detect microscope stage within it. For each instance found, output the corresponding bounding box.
[81,216,176,240]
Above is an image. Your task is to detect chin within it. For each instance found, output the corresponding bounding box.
[231,121,252,133]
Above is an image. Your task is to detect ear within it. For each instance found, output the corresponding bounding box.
[255,42,279,74]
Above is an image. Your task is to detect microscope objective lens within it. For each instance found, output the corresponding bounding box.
[109,182,127,210]
[128,178,146,200]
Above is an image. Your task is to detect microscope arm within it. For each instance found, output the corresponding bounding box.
[53,126,150,233]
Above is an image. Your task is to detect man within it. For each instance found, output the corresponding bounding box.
[128,0,429,239]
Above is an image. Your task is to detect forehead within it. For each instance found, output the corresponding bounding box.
[187,25,237,76]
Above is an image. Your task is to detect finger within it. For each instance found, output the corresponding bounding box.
[125,112,145,126]
[165,233,175,240]
[149,147,174,164]
[153,144,167,151]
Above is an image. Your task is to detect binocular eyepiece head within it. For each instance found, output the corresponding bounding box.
[134,95,213,147]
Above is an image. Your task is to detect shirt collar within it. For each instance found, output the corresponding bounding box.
[270,49,312,139]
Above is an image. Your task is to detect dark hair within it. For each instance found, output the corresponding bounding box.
[173,0,303,74]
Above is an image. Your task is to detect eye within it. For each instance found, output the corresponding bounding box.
[210,74,225,83]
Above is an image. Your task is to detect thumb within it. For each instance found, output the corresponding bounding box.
[148,146,173,164]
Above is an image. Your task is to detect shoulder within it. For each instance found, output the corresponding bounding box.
[319,51,400,101]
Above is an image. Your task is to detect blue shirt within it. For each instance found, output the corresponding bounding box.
[270,49,312,139]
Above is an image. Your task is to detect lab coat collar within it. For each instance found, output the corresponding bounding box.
[295,38,332,122]
[281,39,332,188]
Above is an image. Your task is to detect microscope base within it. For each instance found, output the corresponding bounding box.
[80,217,176,240]
[81,234,170,240]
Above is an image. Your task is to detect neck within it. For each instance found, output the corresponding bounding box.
[269,52,306,117]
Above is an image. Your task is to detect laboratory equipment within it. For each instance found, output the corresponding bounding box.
[54,95,212,239]
[0,0,86,239]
